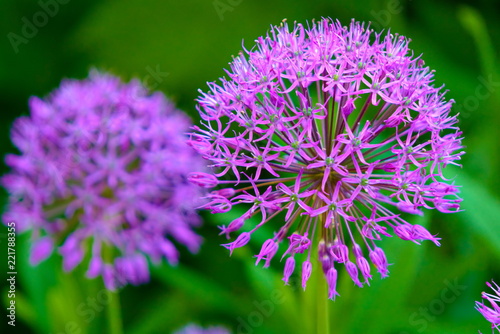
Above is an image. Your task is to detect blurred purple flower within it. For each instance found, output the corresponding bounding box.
[477,281,500,333]
[2,70,206,289]
[173,324,231,334]
[188,18,464,299]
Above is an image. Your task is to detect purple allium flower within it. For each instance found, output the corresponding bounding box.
[173,324,231,334]
[188,18,464,299]
[476,281,500,333]
[2,70,206,289]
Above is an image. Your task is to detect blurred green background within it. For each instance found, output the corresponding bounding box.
[1,0,500,333]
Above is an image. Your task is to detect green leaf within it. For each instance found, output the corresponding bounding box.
[343,214,430,334]
[242,259,302,334]
[151,264,246,316]
[456,173,500,256]
[457,5,496,77]
[127,291,190,334]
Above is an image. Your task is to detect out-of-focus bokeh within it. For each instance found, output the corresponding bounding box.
[1,0,499,333]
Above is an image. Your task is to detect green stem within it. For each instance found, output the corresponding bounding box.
[106,289,123,334]
[316,214,330,334]
[102,246,123,334]
[316,262,330,334]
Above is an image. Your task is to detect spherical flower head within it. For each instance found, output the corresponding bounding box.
[173,324,231,334]
[189,18,464,299]
[476,281,500,333]
[2,70,206,289]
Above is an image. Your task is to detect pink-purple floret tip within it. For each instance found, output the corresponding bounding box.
[476,281,500,333]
